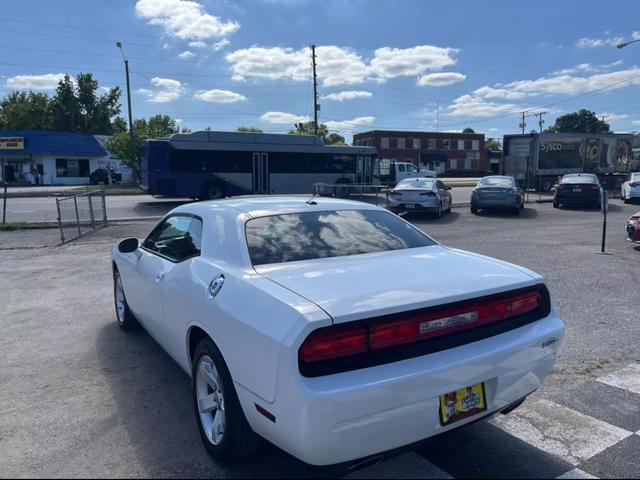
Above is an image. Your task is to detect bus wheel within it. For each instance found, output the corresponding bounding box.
[202,183,225,200]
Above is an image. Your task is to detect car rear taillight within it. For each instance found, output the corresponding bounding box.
[419,191,437,197]
[389,190,401,196]
[630,182,640,187]
[298,325,368,362]
[590,185,600,191]
[299,288,545,372]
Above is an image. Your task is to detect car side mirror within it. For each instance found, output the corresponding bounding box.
[445,185,452,190]
[118,237,139,253]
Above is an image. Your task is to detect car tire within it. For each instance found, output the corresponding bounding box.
[113,269,140,331]
[201,182,226,201]
[435,202,443,219]
[470,204,478,214]
[553,201,559,209]
[513,207,520,215]
[192,337,262,463]
[446,200,452,213]
[624,194,630,204]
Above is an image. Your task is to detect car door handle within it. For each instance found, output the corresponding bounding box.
[156,271,166,282]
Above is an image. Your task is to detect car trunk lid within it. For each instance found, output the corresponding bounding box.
[254,245,539,324]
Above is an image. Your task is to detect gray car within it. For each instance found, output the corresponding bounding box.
[388,177,452,218]
[470,176,524,215]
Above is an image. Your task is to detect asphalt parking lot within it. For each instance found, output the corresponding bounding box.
[1,201,639,478]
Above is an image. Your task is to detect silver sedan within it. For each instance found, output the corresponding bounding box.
[471,176,524,215]
[388,177,452,218]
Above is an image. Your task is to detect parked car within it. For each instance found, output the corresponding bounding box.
[90,168,122,185]
[626,211,640,244]
[388,177,452,218]
[111,197,564,466]
[470,175,524,214]
[621,172,640,204]
[553,173,602,209]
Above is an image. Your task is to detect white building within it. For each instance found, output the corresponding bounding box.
[0,130,133,185]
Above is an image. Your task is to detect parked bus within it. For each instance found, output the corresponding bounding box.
[141,131,380,199]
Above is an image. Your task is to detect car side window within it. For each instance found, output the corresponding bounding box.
[398,164,405,172]
[143,215,203,262]
[407,164,418,173]
[436,180,445,190]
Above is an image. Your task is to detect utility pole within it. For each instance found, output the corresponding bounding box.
[536,111,547,133]
[436,101,439,132]
[519,111,527,134]
[117,42,137,179]
[311,45,319,136]
[2,159,7,224]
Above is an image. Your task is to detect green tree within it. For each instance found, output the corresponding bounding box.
[0,91,52,130]
[485,138,501,150]
[288,121,345,145]
[462,127,475,133]
[235,126,263,133]
[105,114,183,180]
[548,109,611,134]
[50,73,121,134]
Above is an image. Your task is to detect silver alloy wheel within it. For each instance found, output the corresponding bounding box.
[115,273,126,324]
[196,355,226,445]
[207,185,224,199]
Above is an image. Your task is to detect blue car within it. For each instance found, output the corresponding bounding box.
[471,176,524,215]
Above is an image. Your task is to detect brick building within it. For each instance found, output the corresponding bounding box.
[353,130,489,175]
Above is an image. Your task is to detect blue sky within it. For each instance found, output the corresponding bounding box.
[1,0,640,142]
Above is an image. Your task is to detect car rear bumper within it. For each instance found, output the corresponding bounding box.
[473,196,519,209]
[388,198,440,212]
[237,313,565,466]
[554,194,600,205]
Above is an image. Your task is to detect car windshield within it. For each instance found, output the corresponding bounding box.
[562,175,598,184]
[245,209,436,265]
[396,179,435,189]
[478,177,514,188]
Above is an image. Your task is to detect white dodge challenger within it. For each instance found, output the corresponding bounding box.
[111,196,564,466]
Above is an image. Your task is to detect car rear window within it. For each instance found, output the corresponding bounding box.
[562,175,598,184]
[396,179,434,189]
[245,209,436,265]
[478,177,514,188]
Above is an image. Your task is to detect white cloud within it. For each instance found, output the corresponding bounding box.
[447,94,521,117]
[599,112,628,122]
[321,90,372,102]
[260,111,310,124]
[417,72,466,87]
[194,89,246,103]
[551,60,623,76]
[369,46,458,80]
[633,31,640,40]
[505,67,640,96]
[135,0,240,40]
[325,116,376,131]
[632,120,640,126]
[472,85,528,100]
[188,40,207,48]
[177,50,195,59]
[575,35,625,48]
[226,44,458,87]
[6,73,66,90]
[212,38,230,51]
[137,77,184,103]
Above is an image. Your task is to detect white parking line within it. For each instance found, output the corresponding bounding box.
[491,399,632,466]
[556,468,599,479]
[596,363,640,395]
[344,452,451,479]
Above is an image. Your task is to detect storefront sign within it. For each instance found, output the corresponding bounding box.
[0,137,24,149]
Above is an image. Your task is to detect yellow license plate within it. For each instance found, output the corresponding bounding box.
[439,382,487,426]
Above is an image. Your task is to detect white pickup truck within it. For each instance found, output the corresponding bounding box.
[383,161,436,186]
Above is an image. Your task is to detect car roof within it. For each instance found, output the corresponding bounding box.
[563,173,596,177]
[170,195,381,219]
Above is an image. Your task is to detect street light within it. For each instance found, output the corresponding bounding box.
[116,42,137,180]
[617,38,640,49]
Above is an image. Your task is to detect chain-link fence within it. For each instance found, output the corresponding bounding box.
[313,183,391,207]
[56,189,107,243]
